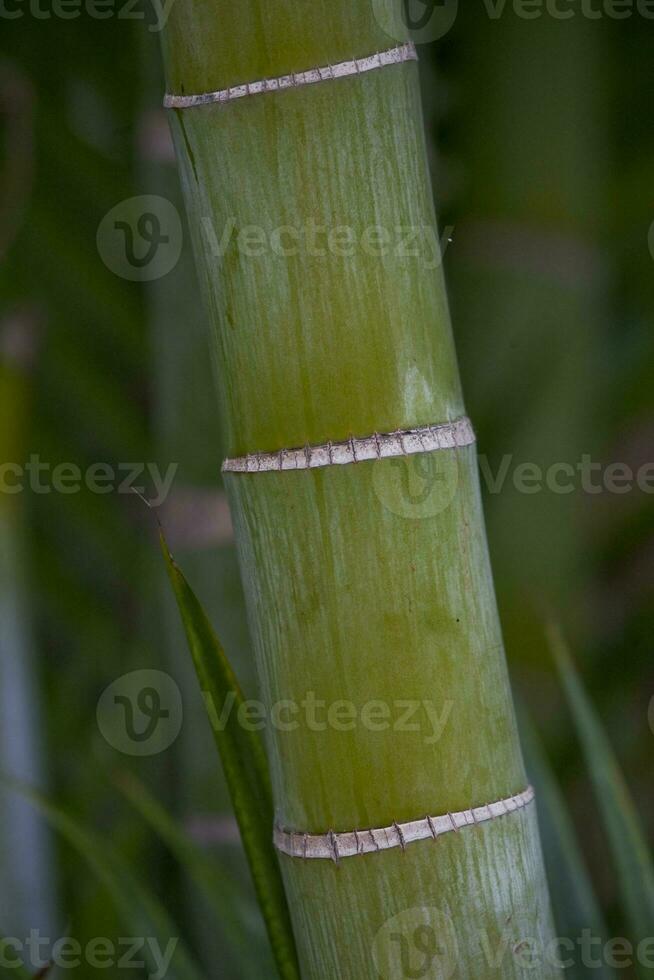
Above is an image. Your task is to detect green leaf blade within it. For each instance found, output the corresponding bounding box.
[160,531,299,980]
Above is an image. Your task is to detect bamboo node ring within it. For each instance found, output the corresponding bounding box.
[222,416,476,474]
[274,786,535,861]
[164,42,418,110]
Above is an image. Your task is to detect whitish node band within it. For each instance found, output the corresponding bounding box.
[275,786,535,862]
[164,43,418,109]
[222,416,475,474]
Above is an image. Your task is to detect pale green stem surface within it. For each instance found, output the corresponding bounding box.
[169,62,461,454]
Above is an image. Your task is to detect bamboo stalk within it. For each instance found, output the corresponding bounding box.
[160,4,559,976]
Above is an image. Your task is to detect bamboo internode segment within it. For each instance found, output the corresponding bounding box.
[164,43,418,109]
[274,786,535,862]
[222,416,475,473]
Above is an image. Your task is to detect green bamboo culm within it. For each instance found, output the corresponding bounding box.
[160,3,560,976]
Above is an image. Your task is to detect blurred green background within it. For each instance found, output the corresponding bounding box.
[0,4,652,977]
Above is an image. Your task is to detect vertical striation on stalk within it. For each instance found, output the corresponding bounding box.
[161,2,560,976]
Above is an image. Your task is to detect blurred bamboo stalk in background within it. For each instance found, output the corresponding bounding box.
[443,10,609,958]
[161,2,559,975]
[449,11,607,659]
[0,310,56,940]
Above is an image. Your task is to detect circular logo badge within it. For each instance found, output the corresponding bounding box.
[372,0,459,44]
[373,906,459,979]
[373,451,460,520]
[96,195,182,282]
[97,669,183,756]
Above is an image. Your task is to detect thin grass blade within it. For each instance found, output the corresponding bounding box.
[519,704,615,980]
[550,623,654,976]
[5,780,204,980]
[160,531,299,979]
[117,771,274,978]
